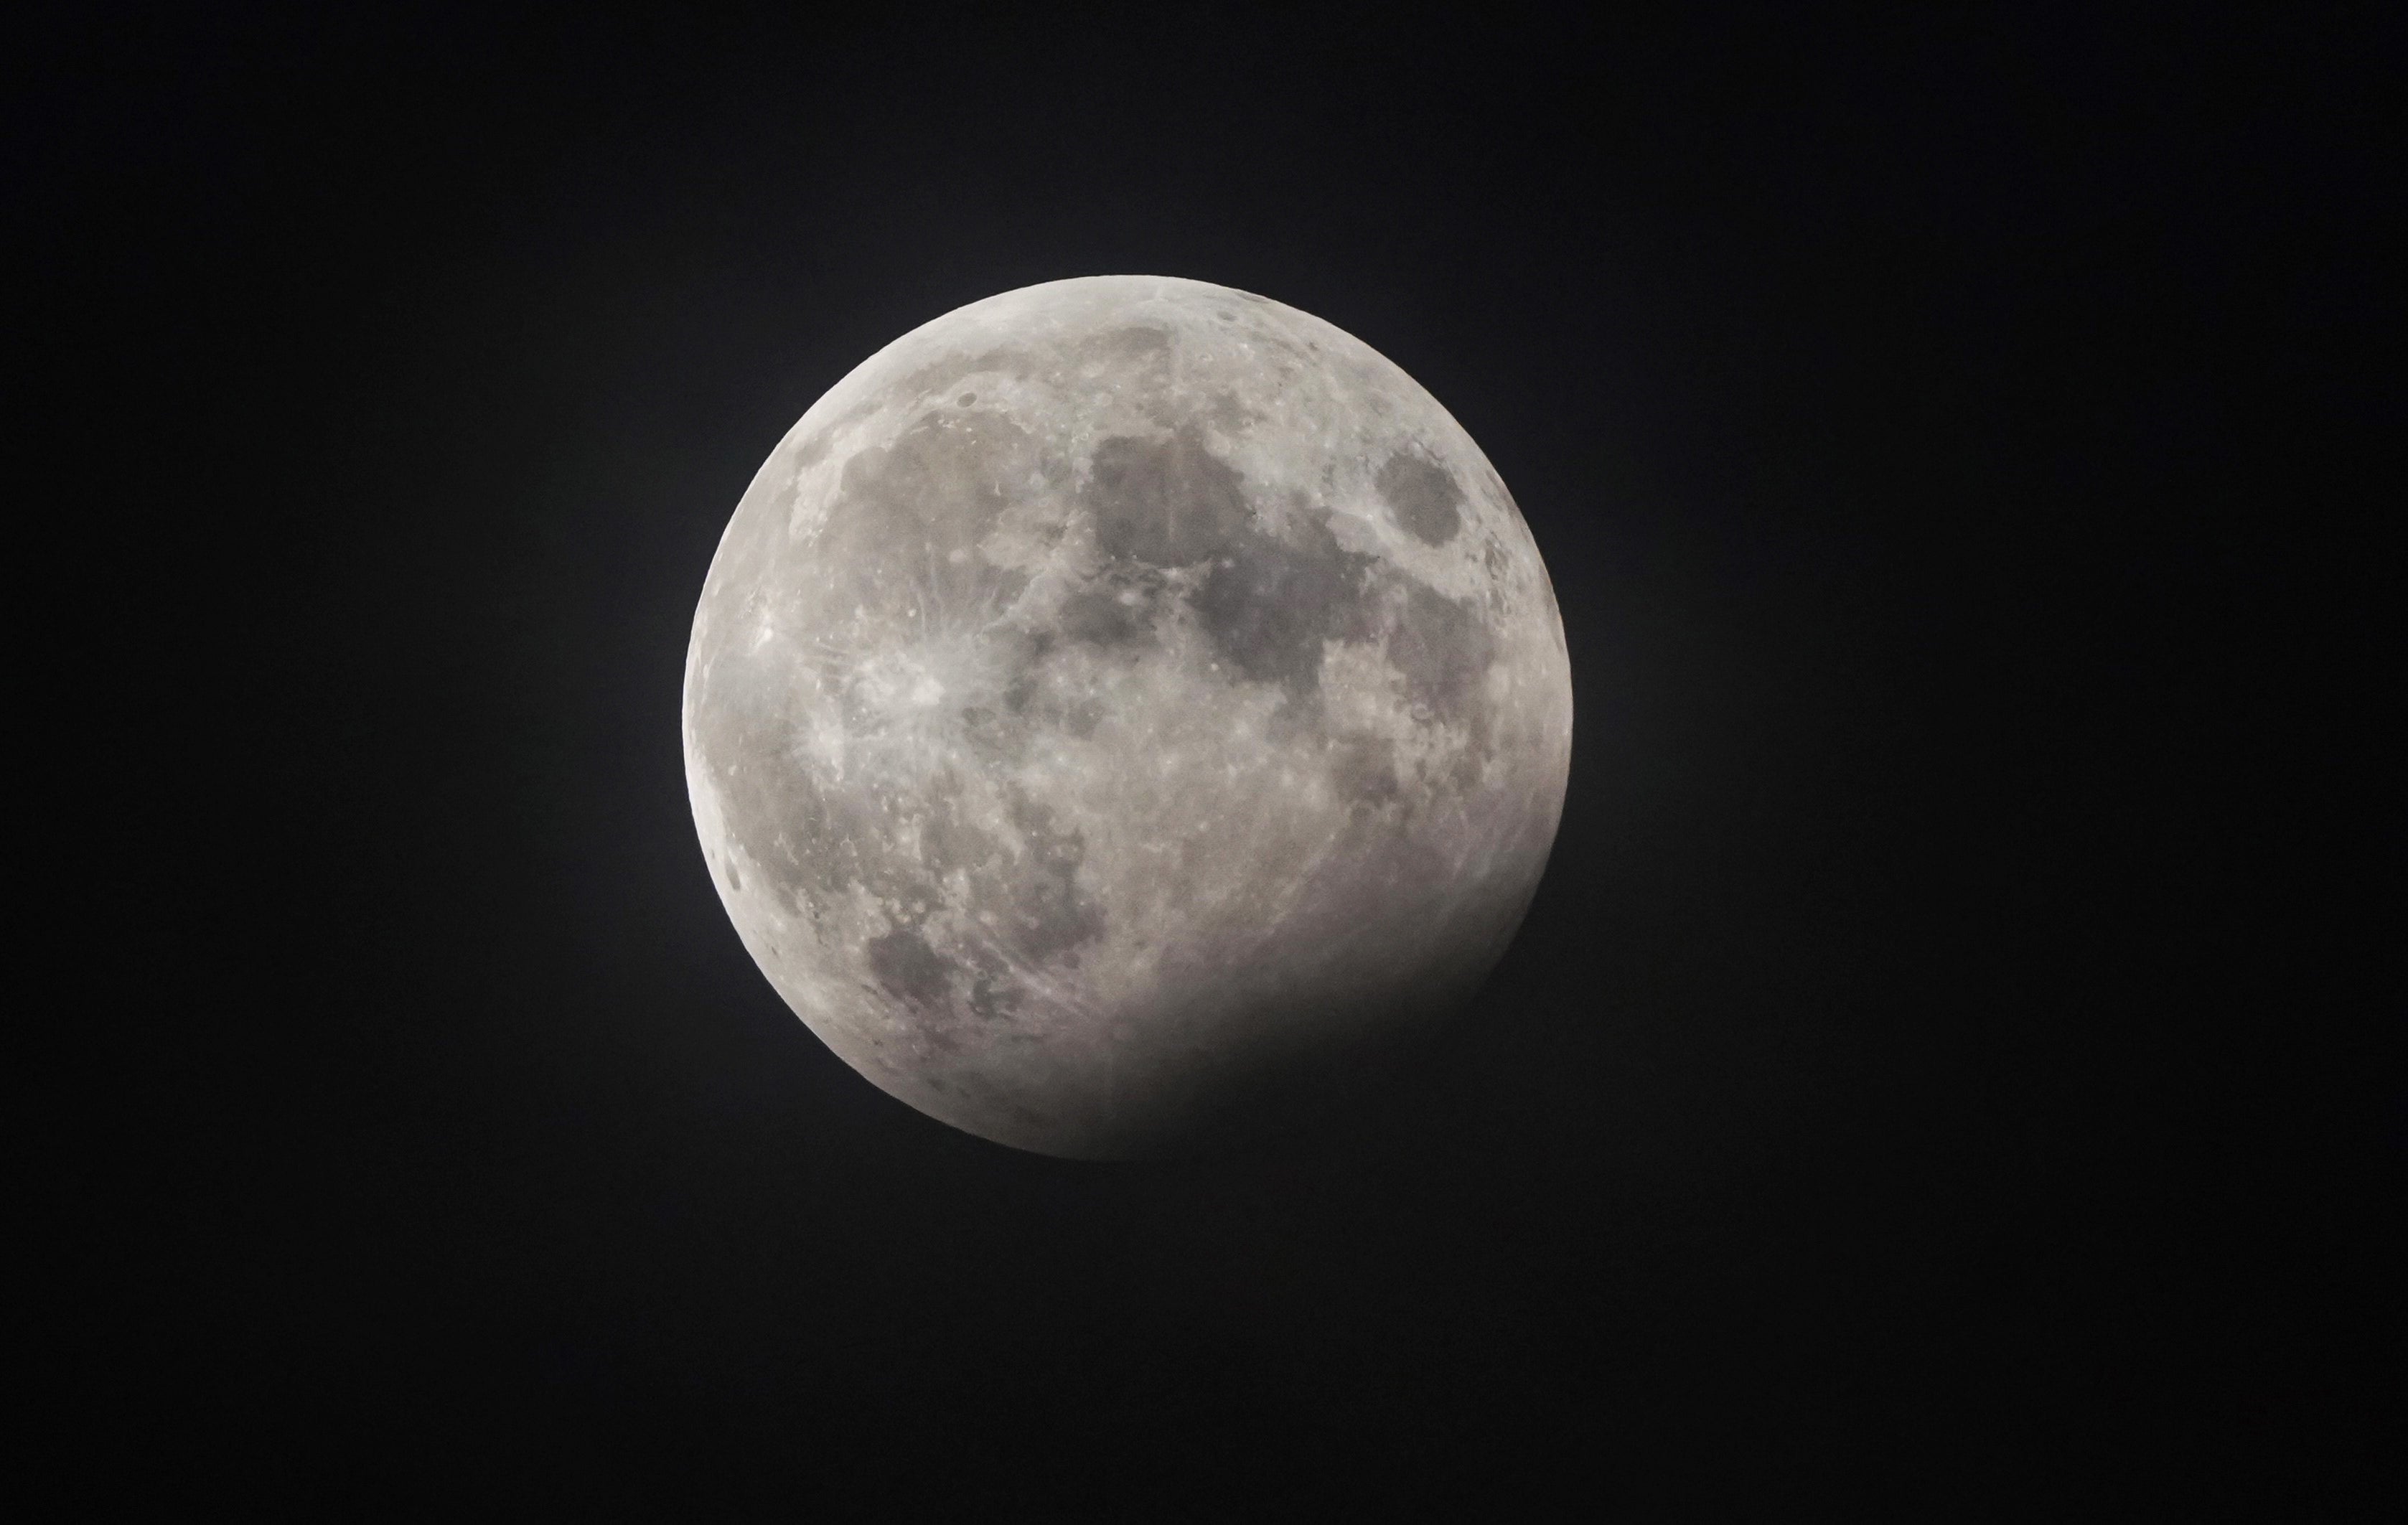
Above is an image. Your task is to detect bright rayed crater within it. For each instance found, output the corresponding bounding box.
[683,276,1572,1158]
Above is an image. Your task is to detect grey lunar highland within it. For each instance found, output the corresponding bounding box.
[683,276,1573,1158]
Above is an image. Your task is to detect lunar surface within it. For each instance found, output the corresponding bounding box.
[683,276,1571,1158]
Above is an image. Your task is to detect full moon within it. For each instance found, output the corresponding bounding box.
[683,276,1572,1158]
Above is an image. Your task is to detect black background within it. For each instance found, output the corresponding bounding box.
[22,3,2384,1511]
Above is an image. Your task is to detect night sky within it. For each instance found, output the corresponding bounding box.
[28,4,2379,1511]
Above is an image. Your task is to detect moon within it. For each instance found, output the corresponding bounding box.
[683,276,1571,1158]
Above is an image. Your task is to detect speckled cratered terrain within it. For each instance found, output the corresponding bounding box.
[683,276,1571,1158]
